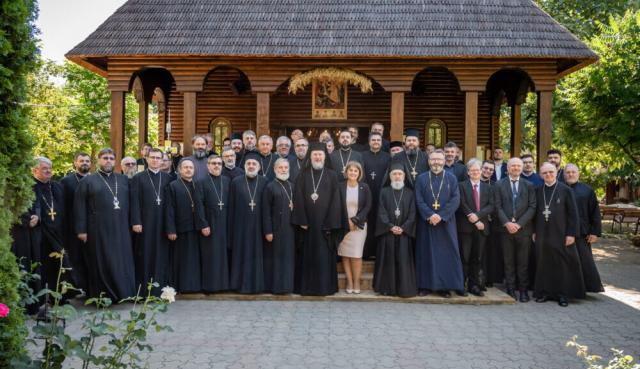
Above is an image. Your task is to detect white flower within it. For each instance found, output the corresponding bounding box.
[160,286,176,303]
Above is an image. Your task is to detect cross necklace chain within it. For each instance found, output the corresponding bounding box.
[310,167,324,203]
[277,180,294,211]
[406,151,420,180]
[542,181,558,222]
[180,178,195,212]
[98,170,120,209]
[146,169,162,205]
[245,175,260,211]
[209,174,225,210]
[339,149,352,173]
[392,188,404,220]
[261,154,273,177]
[41,182,56,221]
[428,171,445,210]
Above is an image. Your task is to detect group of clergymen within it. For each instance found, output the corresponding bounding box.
[12,122,604,311]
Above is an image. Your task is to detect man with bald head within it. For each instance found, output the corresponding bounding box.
[494,157,537,302]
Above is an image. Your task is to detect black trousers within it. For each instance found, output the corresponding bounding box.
[458,231,487,289]
[502,232,531,290]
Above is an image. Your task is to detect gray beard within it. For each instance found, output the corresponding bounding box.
[246,170,258,178]
[194,149,207,159]
[276,173,289,181]
[296,152,306,160]
[224,162,235,169]
[391,181,404,190]
[311,161,324,170]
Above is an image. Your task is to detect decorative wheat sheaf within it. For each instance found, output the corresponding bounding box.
[288,67,373,94]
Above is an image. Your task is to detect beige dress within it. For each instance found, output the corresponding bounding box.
[338,185,367,258]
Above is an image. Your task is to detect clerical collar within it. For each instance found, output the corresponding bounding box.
[544,181,557,187]
[98,169,113,177]
[370,149,381,154]
[181,177,193,182]
[34,177,49,185]
[260,152,271,157]
[430,170,444,176]
[339,147,352,152]
[148,168,160,174]
[522,171,533,177]
[225,164,235,170]
[75,172,88,177]
[209,173,220,178]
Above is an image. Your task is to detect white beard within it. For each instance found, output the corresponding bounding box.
[276,173,289,181]
[391,181,404,190]
[245,170,258,178]
[311,161,324,170]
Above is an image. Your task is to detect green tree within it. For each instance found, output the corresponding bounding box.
[0,0,39,366]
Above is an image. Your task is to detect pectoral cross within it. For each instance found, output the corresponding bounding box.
[156,197,162,206]
[48,208,57,221]
[432,200,440,210]
[249,200,256,212]
[543,206,552,222]
[370,171,376,180]
[411,169,418,179]
[289,200,293,211]
[218,200,224,210]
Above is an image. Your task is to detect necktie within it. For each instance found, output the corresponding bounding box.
[511,180,518,217]
[473,184,480,212]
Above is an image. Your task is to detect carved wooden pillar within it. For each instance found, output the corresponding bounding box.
[110,91,126,169]
[510,104,522,157]
[256,92,270,137]
[464,91,479,161]
[390,92,405,141]
[182,91,197,156]
[537,91,553,169]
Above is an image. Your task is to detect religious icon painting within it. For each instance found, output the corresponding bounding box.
[312,79,347,120]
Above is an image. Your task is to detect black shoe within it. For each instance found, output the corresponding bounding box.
[455,290,468,297]
[418,289,429,297]
[469,286,484,297]
[439,290,451,298]
[535,295,549,303]
[558,296,569,307]
[506,288,517,300]
[519,290,530,303]
[485,283,493,288]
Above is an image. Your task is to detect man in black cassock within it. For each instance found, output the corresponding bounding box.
[364,122,390,153]
[262,158,296,294]
[564,164,604,293]
[547,149,565,183]
[186,135,214,182]
[289,138,309,185]
[164,158,209,293]
[257,135,277,181]
[534,163,585,306]
[389,129,428,189]
[237,130,258,167]
[373,162,417,297]
[362,132,391,259]
[292,142,342,296]
[389,141,404,158]
[444,142,468,182]
[136,143,152,170]
[229,152,267,293]
[348,126,367,152]
[130,148,172,295]
[221,148,244,180]
[75,148,135,301]
[61,152,91,292]
[197,155,230,293]
[330,128,363,181]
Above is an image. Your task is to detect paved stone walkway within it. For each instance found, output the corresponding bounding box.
[55,238,640,368]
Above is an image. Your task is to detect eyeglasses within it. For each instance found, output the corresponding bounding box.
[541,171,555,175]
[148,156,162,160]
[102,156,115,161]
[209,162,223,166]
[124,163,136,166]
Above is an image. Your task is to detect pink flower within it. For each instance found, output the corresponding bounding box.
[0,303,9,318]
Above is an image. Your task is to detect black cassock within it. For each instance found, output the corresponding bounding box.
[534,183,586,299]
[74,172,135,301]
[164,178,205,293]
[222,166,244,181]
[130,170,172,294]
[262,179,296,294]
[388,151,429,189]
[291,168,342,296]
[61,173,89,291]
[362,150,391,259]
[258,152,277,181]
[288,157,307,185]
[197,174,230,292]
[569,182,604,292]
[330,148,363,181]
[373,186,417,297]
[229,175,267,293]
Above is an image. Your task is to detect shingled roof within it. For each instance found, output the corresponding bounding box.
[67,0,596,61]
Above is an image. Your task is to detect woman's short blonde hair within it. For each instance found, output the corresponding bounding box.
[344,161,364,182]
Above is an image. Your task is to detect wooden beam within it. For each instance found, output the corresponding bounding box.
[390,92,404,141]
[510,104,522,157]
[110,91,126,170]
[256,92,270,137]
[138,101,149,151]
[183,91,197,156]
[464,91,478,161]
[537,91,553,169]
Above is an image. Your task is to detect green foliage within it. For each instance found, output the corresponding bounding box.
[567,336,640,369]
[0,0,39,366]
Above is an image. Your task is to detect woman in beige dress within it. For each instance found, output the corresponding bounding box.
[338,161,372,293]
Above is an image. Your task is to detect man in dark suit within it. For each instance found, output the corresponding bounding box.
[457,159,494,296]
[494,157,537,302]
[490,147,508,182]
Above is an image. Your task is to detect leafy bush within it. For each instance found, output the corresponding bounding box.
[567,336,640,369]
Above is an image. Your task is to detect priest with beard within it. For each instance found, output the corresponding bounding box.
[61,152,91,292]
[533,163,585,306]
[362,132,391,259]
[443,142,468,182]
[289,138,308,184]
[229,152,267,293]
[186,135,213,182]
[237,130,258,167]
[389,129,428,189]
[164,158,209,293]
[197,155,230,293]
[330,128,363,181]
[221,148,244,180]
[415,150,464,297]
[292,142,342,296]
[564,163,604,293]
[75,148,135,301]
[130,148,172,295]
[262,158,296,294]
[373,162,417,297]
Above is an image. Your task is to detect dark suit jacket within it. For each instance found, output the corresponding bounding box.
[339,181,372,230]
[494,177,537,235]
[456,180,494,235]
[490,162,508,182]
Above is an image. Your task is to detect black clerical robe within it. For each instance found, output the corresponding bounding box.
[445,162,469,182]
[258,152,277,181]
[288,157,307,185]
[362,150,391,259]
[534,183,586,299]
[186,155,210,182]
[229,175,267,293]
[373,186,417,297]
[61,173,89,291]
[197,174,230,292]
[569,182,604,292]
[292,167,342,296]
[222,165,244,180]
[330,148,364,181]
[262,179,296,294]
[130,169,171,294]
[389,151,428,189]
[74,172,135,301]
[164,178,205,293]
